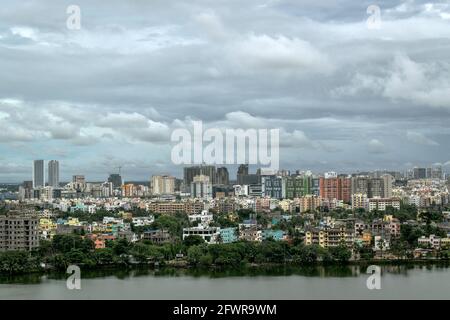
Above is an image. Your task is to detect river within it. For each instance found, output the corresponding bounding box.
[0,264,449,299]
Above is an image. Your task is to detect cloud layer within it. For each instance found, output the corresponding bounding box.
[0,0,449,182]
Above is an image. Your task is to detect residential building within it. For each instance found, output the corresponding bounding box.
[219,227,238,244]
[151,175,175,195]
[108,173,123,189]
[320,175,352,203]
[143,229,172,244]
[262,176,284,199]
[182,226,220,244]
[33,160,45,188]
[368,198,401,212]
[184,165,216,187]
[190,175,212,199]
[216,167,230,185]
[48,160,60,187]
[0,215,40,251]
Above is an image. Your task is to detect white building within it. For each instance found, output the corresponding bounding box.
[188,210,213,226]
[190,175,212,200]
[132,216,155,227]
[418,234,442,249]
[368,198,401,212]
[182,226,220,244]
[151,175,175,195]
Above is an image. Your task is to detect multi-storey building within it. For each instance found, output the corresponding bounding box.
[216,167,230,185]
[33,160,45,188]
[148,201,204,214]
[305,226,354,248]
[151,175,175,195]
[182,226,220,244]
[368,198,401,212]
[184,165,216,187]
[352,193,368,210]
[262,176,283,199]
[284,176,312,199]
[190,175,212,199]
[319,175,352,203]
[351,175,393,198]
[0,215,40,251]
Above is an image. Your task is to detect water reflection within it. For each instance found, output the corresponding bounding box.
[0,262,448,285]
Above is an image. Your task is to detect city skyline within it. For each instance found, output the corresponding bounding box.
[1,159,447,185]
[1,0,450,183]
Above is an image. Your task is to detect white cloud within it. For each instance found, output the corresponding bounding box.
[406,131,439,146]
[234,34,333,74]
[368,139,387,153]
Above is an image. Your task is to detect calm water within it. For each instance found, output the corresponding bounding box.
[0,264,449,300]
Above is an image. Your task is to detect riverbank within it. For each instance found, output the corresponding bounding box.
[1,263,450,299]
[0,258,448,281]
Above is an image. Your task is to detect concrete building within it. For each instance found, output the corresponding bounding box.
[190,175,212,199]
[216,167,230,185]
[320,175,352,203]
[33,160,45,188]
[151,175,175,195]
[368,198,401,212]
[351,175,393,199]
[262,176,284,199]
[184,165,216,187]
[108,174,123,189]
[47,160,60,187]
[0,215,40,251]
[142,229,172,244]
[182,226,220,244]
[219,227,238,244]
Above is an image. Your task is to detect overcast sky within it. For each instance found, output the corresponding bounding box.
[0,0,450,182]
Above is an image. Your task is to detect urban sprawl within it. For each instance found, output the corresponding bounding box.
[0,161,449,273]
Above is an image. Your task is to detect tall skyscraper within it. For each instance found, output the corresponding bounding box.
[216,167,230,185]
[237,164,259,185]
[190,175,212,199]
[48,160,60,187]
[33,160,44,188]
[151,175,175,195]
[108,173,123,189]
[184,165,216,187]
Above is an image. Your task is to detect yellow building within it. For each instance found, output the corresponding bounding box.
[39,218,57,231]
[441,238,450,249]
[121,211,133,220]
[306,227,354,248]
[362,231,372,246]
[67,217,81,226]
[122,184,135,197]
[279,199,292,212]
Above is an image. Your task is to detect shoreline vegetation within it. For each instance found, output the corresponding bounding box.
[0,233,449,277]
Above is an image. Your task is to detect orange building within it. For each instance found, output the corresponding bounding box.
[319,176,352,203]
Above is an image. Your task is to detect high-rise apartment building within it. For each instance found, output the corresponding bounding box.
[319,175,352,203]
[413,167,427,179]
[284,175,312,199]
[184,165,216,186]
[48,160,60,187]
[108,174,123,189]
[236,164,260,185]
[190,175,212,199]
[216,167,230,185]
[151,175,175,195]
[33,160,45,188]
[0,214,40,251]
[262,176,283,199]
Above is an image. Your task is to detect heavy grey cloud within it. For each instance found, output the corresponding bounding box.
[0,0,449,182]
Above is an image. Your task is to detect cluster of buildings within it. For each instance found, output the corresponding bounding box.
[1,162,449,258]
[182,211,287,244]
